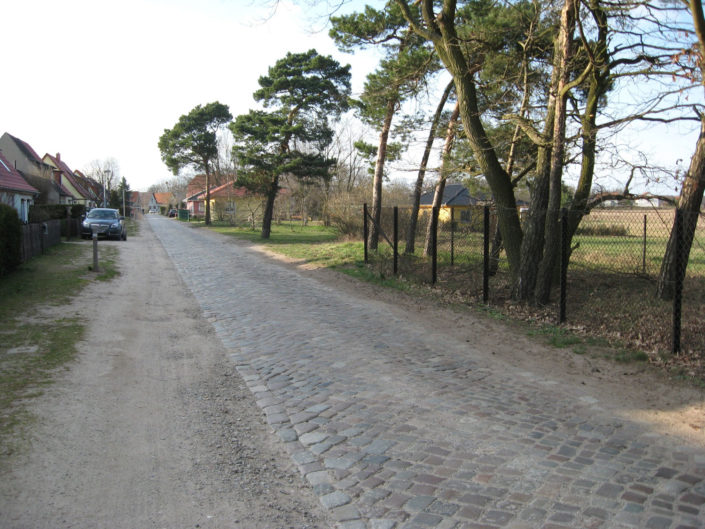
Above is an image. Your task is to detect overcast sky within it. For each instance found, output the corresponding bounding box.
[2,0,700,195]
[2,0,380,191]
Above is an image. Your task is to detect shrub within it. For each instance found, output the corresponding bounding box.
[575,223,629,237]
[330,211,363,237]
[29,204,71,222]
[71,204,86,218]
[0,204,22,276]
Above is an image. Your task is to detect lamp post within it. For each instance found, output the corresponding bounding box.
[103,169,111,207]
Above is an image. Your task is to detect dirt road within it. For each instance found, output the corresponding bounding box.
[0,219,330,528]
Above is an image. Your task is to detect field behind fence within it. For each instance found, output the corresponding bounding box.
[367,205,705,367]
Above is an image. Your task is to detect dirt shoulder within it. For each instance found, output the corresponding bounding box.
[0,219,330,529]
[252,243,705,447]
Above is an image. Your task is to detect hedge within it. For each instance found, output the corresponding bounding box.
[0,204,22,276]
[29,204,86,222]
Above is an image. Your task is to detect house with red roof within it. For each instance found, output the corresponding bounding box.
[149,192,175,213]
[73,169,105,207]
[128,191,141,214]
[0,150,39,222]
[186,174,207,199]
[185,180,262,223]
[0,132,73,205]
[0,133,52,179]
[42,153,94,207]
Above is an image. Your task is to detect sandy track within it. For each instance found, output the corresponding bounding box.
[0,218,330,529]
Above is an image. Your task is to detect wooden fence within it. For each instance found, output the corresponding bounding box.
[20,219,64,263]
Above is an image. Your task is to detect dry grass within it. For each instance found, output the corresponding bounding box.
[367,207,705,384]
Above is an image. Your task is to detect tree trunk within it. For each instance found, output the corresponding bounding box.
[566,0,609,244]
[657,116,705,299]
[417,0,523,275]
[450,72,522,275]
[492,40,530,277]
[205,166,212,226]
[423,102,460,256]
[406,80,454,255]
[515,88,558,299]
[369,98,397,250]
[488,225,502,276]
[534,0,576,305]
[656,0,705,300]
[261,175,279,239]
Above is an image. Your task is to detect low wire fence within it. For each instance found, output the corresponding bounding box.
[363,204,705,360]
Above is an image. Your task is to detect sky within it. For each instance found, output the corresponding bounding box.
[2,0,381,191]
[2,0,701,195]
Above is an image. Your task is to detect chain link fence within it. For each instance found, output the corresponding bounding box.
[363,204,705,361]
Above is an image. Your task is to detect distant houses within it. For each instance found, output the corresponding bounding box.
[183,174,261,222]
[0,132,117,222]
[0,150,39,223]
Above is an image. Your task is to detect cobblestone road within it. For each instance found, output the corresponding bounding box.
[149,217,705,529]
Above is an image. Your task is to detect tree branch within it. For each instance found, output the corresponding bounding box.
[502,114,550,146]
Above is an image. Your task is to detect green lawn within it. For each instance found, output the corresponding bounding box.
[208,221,340,245]
[207,222,370,268]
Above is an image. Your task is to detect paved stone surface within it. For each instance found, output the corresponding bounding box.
[149,217,705,529]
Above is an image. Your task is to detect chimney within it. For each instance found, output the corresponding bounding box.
[56,152,61,163]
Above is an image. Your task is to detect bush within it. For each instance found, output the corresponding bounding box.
[0,204,22,276]
[575,223,629,237]
[29,204,71,222]
[71,204,86,218]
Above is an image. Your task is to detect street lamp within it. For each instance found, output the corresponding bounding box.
[103,169,111,207]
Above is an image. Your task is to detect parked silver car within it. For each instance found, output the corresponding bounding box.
[81,208,127,240]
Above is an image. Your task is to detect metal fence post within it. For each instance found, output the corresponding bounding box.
[642,214,647,274]
[432,206,438,285]
[483,205,489,304]
[450,208,455,266]
[559,208,568,324]
[363,203,368,264]
[672,209,683,354]
[393,206,398,276]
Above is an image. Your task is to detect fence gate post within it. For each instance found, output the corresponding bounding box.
[672,209,683,354]
[431,206,438,284]
[393,206,398,276]
[363,203,369,264]
[559,208,568,324]
[483,206,489,304]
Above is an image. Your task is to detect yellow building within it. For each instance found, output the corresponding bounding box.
[419,184,479,223]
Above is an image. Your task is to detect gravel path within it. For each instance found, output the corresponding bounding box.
[0,217,330,529]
